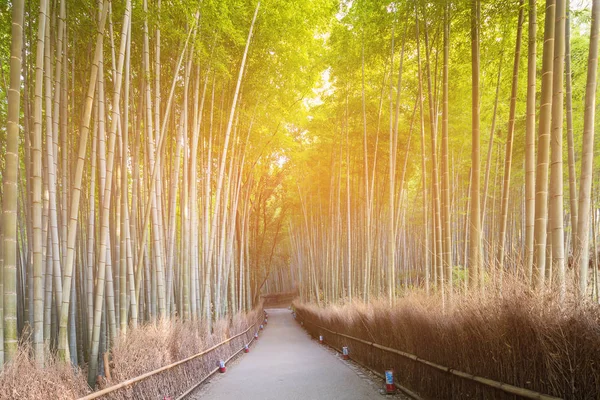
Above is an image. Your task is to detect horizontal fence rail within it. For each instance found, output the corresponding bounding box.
[78,310,264,400]
[300,318,561,400]
[175,321,262,400]
[313,333,423,400]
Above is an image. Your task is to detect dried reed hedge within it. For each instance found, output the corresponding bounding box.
[103,306,263,400]
[294,287,600,399]
[0,342,88,399]
[0,305,263,400]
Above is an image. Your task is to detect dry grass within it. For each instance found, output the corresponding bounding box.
[294,283,600,399]
[0,342,89,399]
[0,305,263,400]
[103,306,264,399]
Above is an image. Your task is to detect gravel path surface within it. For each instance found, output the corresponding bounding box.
[191,308,402,400]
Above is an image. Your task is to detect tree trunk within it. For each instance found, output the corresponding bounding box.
[203,2,260,320]
[58,0,109,362]
[32,0,50,366]
[87,0,130,384]
[550,0,566,297]
[415,2,430,294]
[498,1,524,288]
[575,0,600,296]
[469,0,482,291]
[2,0,25,366]
[533,0,556,290]
[565,0,578,252]
[525,0,537,283]
[441,0,452,298]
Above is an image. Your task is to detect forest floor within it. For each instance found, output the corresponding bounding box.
[190,308,406,399]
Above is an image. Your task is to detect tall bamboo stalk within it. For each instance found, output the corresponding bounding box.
[525,0,537,283]
[575,0,600,296]
[469,0,482,291]
[2,0,25,366]
[498,1,524,286]
[550,0,566,297]
[533,0,556,290]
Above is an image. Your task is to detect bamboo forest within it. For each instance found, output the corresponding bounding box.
[0,0,599,399]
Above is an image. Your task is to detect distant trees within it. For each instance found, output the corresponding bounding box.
[290,0,600,304]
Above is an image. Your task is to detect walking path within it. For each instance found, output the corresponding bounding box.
[192,308,388,399]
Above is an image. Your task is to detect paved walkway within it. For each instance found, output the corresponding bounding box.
[192,308,385,399]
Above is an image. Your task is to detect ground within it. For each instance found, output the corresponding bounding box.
[190,308,408,400]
